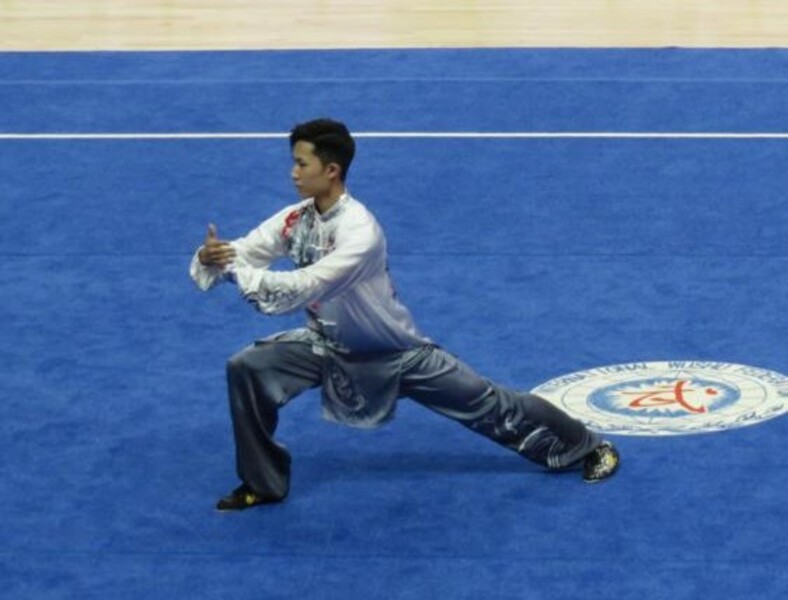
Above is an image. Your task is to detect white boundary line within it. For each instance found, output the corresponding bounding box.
[1,131,788,140]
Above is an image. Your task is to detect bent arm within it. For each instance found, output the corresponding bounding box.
[189,204,297,291]
[233,217,383,314]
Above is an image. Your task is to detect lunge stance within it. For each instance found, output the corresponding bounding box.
[190,118,620,510]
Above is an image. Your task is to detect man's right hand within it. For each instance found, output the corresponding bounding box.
[198,224,236,267]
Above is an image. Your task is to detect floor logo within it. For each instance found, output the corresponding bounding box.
[531,361,788,436]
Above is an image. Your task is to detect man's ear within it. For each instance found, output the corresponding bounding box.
[326,162,342,181]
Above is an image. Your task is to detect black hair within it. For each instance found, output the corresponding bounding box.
[289,118,356,182]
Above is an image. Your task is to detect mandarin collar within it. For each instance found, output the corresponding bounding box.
[314,192,350,222]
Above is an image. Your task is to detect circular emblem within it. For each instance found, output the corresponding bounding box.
[530,361,788,436]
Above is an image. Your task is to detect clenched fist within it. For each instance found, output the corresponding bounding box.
[198,224,236,267]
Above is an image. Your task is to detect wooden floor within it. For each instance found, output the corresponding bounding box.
[2,0,788,51]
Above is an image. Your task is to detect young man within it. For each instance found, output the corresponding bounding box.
[191,118,619,510]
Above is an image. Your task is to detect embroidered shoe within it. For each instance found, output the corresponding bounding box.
[583,441,620,483]
[216,483,279,511]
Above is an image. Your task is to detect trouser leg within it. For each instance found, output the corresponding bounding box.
[400,346,601,470]
[226,340,322,499]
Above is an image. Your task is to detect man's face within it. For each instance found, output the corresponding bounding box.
[291,141,336,199]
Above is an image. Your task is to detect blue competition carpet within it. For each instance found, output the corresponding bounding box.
[1,49,786,599]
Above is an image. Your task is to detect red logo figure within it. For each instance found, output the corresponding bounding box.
[623,380,717,414]
[281,210,301,239]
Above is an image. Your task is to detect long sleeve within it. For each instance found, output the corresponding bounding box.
[233,213,384,315]
[189,251,227,291]
[189,202,301,292]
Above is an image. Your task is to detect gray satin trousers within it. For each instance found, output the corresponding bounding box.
[226,340,602,500]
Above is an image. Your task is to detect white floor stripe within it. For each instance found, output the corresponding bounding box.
[1,131,788,140]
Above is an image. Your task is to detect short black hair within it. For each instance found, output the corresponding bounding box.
[289,118,356,182]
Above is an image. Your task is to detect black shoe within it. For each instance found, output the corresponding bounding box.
[216,483,279,511]
[583,441,620,483]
